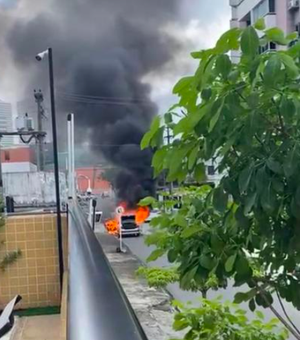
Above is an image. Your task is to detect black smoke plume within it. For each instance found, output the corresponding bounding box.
[3,0,181,206]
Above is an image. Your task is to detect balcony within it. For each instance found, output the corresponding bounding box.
[229,0,244,6]
[264,12,276,29]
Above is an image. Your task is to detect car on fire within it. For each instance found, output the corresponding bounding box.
[119,215,140,237]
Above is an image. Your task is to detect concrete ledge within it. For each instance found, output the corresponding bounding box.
[96,233,181,340]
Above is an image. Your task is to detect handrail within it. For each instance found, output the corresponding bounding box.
[68,202,148,340]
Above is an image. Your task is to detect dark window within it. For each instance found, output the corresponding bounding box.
[4,151,10,161]
[269,0,275,12]
[207,165,215,176]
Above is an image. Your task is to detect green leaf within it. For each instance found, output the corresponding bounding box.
[265,27,288,45]
[152,148,167,175]
[141,116,160,149]
[284,146,298,177]
[241,26,259,57]
[225,254,237,272]
[249,298,256,312]
[139,196,156,206]
[247,93,259,109]
[181,225,201,238]
[209,99,224,132]
[239,167,253,194]
[167,249,178,263]
[234,292,248,304]
[213,187,228,213]
[215,27,242,53]
[263,54,282,87]
[280,53,299,78]
[256,311,265,320]
[254,18,266,31]
[244,192,257,215]
[173,76,194,95]
[164,112,173,124]
[215,54,232,79]
[188,146,198,170]
[201,88,212,101]
[200,255,214,270]
[147,248,166,262]
[261,185,276,214]
[175,213,187,228]
[266,158,282,174]
[280,97,296,124]
[194,163,206,182]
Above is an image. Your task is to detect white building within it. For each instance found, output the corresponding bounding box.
[230,0,300,61]
[0,100,14,146]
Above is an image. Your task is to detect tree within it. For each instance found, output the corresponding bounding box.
[141,20,300,338]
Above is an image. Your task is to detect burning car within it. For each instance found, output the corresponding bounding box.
[104,204,149,237]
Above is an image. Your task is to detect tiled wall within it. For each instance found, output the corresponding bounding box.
[0,213,68,309]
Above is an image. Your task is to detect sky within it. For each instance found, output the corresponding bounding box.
[0,0,231,113]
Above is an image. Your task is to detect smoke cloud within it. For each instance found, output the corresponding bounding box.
[2,0,182,205]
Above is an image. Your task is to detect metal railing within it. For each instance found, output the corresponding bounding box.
[68,202,148,340]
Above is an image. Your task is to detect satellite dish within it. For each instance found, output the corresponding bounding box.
[116,206,124,215]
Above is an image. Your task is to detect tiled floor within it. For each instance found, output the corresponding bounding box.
[11,315,64,340]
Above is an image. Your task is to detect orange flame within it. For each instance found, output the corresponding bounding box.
[104,203,150,234]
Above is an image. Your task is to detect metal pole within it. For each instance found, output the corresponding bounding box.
[71,114,75,199]
[0,140,3,212]
[48,47,64,289]
[34,90,44,171]
[67,114,72,199]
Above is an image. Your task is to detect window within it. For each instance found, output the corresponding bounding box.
[207,165,215,176]
[252,0,275,22]
[259,41,276,54]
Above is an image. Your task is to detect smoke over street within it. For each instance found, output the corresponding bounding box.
[1,0,182,205]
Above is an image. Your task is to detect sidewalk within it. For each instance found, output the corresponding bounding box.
[10,315,64,340]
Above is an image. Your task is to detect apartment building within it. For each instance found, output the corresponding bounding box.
[230,0,300,60]
[0,100,14,146]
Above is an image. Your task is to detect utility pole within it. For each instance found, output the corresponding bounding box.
[165,127,173,195]
[34,89,45,171]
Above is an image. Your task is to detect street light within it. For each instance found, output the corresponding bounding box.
[36,48,64,288]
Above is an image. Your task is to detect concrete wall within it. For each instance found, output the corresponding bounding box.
[3,172,67,205]
[2,162,37,173]
[0,213,68,309]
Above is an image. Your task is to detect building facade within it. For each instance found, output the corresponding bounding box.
[230,0,300,60]
[0,100,14,146]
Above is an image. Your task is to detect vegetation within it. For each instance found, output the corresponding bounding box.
[141,19,300,339]
[172,298,288,340]
[0,209,21,271]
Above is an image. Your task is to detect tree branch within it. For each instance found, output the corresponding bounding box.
[252,280,300,339]
[272,98,286,135]
[275,289,300,336]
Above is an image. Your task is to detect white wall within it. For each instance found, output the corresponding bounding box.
[2,162,37,173]
[3,172,67,205]
[236,0,262,20]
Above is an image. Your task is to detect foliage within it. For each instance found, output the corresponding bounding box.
[141,20,300,337]
[171,298,288,340]
[0,249,22,271]
[136,267,179,288]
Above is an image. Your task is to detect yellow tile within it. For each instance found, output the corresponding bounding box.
[46,275,58,285]
[27,258,36,268]
[28,267,37,276]
[27,249,36,258]
[9,268,19,278]
[45,231,55,240]
[9,277,19,286]
[27,241,36,250]
[28,284,37,293]
[16,233,26,241]
[37,276,46,284]
[34,223,44,231]
[28,277,37,286]
[38,285,47,293]
[10,287,20,295]
[0,278,10,287]
[17,224,25,232]
[37,267,46,275]
[26,224,35,232]
[6,233,16,242]
[36,258,45,267]
[45,240,56,249]
[18,268,28,277]
[19,286,29,294]
[1,287,10,295]
[6,242,17,251]
[29,294,38,302]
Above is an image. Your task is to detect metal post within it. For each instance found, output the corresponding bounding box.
[71,113,75,199]
[34,90,44,171]
[0,140,3,212]
[48,47,64,288]
[67,114,72,199]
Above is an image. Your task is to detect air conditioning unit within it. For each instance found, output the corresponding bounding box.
[288,0,300,10]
